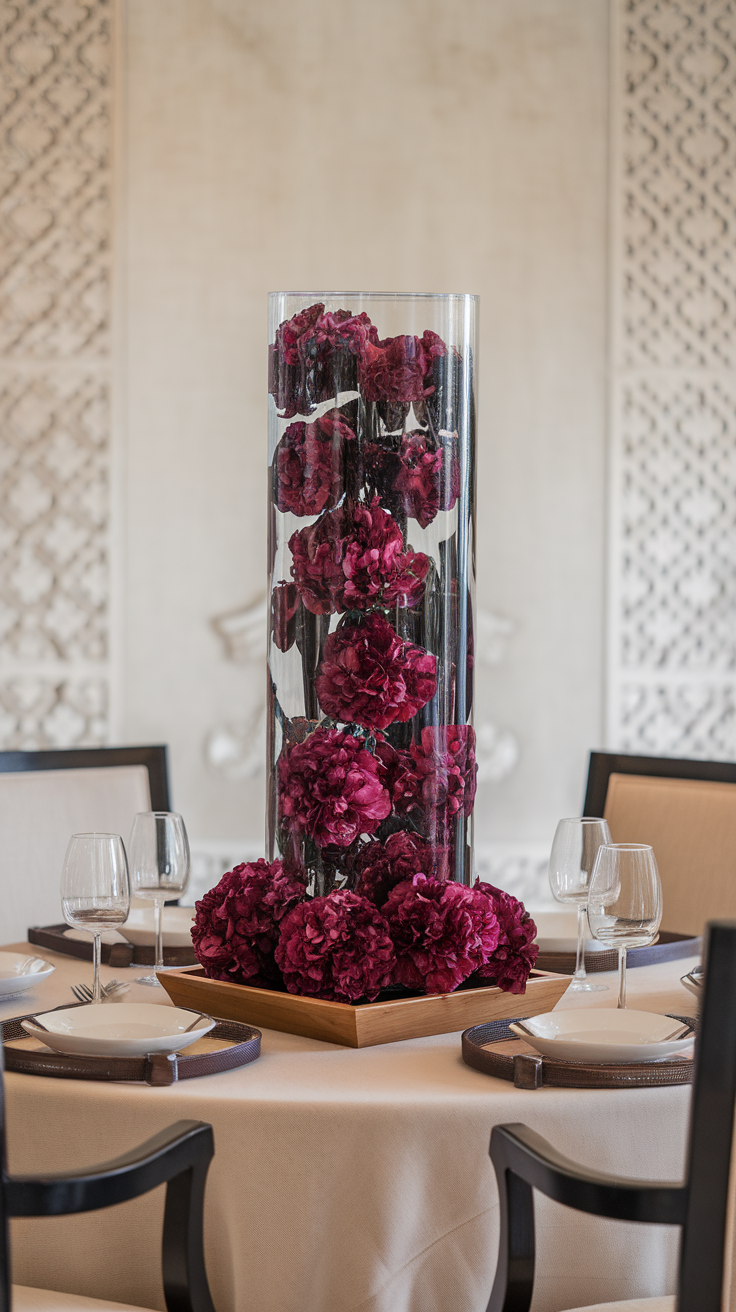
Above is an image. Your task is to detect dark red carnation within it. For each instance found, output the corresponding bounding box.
[315,613,436,730]
[289,498,430,615]
[269,303,379,418]
[191,859,305,985]
[278,726,391,848]
[358,330,447,404]
[472,882,539,994]
[354,831,447,906]
[410,725,477,820]
[366,430,460,530]
[393,430,460,528]
[373,736,421,816]
[271,581,298,653]
[275,890,395,1002]
[383,874,500,994]
[273,410,356,517]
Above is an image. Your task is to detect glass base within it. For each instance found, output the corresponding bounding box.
[569,977,609,993]
[137,973,163,988]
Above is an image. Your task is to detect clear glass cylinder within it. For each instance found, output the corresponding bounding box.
[267,292,477,896]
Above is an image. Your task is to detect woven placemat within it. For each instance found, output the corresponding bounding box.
[27,924,196,968]
[461,1014,697,1089]
[535,931,701,976]
[2,1007,260,1086]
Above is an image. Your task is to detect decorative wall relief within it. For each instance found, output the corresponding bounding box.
[609,0,736,757]
[0,0,112,746]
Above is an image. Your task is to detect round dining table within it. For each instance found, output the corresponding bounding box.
[0,941,699,1312]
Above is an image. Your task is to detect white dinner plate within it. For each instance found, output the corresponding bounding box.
[510,1008,695,1064]
[0,952,55,997]
[532,911,609,954]
[22,1002,215,1057]
[119,906,196,948]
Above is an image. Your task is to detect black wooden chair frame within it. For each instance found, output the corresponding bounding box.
[0,747,171,813]
[0,1067,215,1312]
[487,920,736,1312]
[583,749,736,818]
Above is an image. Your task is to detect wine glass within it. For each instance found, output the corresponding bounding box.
[587,843,663,1008]
[61,833,131,1004]
[128,812,190,987]
[548,817,611,992]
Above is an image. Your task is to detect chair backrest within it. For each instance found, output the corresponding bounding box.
[680,920,736,1311]
[583,751,736,936]
[0,746,169,945]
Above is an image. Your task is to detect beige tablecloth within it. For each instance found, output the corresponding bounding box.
[0,945,699,1312]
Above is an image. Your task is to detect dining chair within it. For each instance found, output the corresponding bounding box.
[0,746,170,945]
[486,918,736,1312]
[0,1045,216,1312]
[583,750,736,936]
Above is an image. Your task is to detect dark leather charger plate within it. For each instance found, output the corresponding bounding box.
[535,930,701,975]
[27,923,196,968]
[2,1007,260,1085]
[461,1014,697,1089]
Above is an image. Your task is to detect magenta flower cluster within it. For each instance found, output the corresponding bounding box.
[289,498,430,616]
[268,303,378,418]
[192,861,538,1002]
[354,831,448,906]
[191,859,305,986]
[315,613,436,730]
[367,429,460,529]
[383,874,500,994]
[275,889,395,1003]
[471,882,540,994]
[273,409,356,517]
[278,726,391,849]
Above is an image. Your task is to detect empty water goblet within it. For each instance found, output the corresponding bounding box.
[587,843,663,1008]
[548,817,611,992]
[129,812,190,987]
[61,833,130,1004]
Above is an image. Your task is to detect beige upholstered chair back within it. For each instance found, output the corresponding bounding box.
[603,772,736,936]
[0,765,152,945]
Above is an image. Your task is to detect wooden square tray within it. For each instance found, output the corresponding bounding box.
[158,966,571,1048]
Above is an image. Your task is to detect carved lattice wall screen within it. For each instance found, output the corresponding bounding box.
[0,0,112,746]
[608,0,736,757]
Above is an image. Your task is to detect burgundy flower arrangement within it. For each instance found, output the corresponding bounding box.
[193,860,538,1002]
[191,294,537,1007]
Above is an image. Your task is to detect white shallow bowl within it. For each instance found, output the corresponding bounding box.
[681,969,703,998]
[512,1008,695,1064]
[120,906,195,948]
[532,911,608,954]
[0,953,55,997]
[22,1003,215,1057]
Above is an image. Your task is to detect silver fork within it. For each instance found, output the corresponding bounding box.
[71,979,129,1003]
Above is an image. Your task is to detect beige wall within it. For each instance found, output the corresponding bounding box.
[120,0,609,854]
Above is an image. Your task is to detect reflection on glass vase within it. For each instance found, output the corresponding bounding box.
[266,292,477,898]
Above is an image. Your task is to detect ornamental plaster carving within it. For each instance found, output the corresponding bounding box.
[0,0,111,746]
[609,0,736,756]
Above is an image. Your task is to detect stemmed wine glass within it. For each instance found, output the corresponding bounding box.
[129,812,190,987]
[587,843,663,1008]
[548,817,611,992]
[61,833,131,1004]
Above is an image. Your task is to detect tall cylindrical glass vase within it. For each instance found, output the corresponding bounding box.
[267,293,477,897]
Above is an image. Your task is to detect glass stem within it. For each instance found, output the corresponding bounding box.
[573,904,588,981]
[154,897,165,974]
[618,946,627,1009]
[92,933,102,1003]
